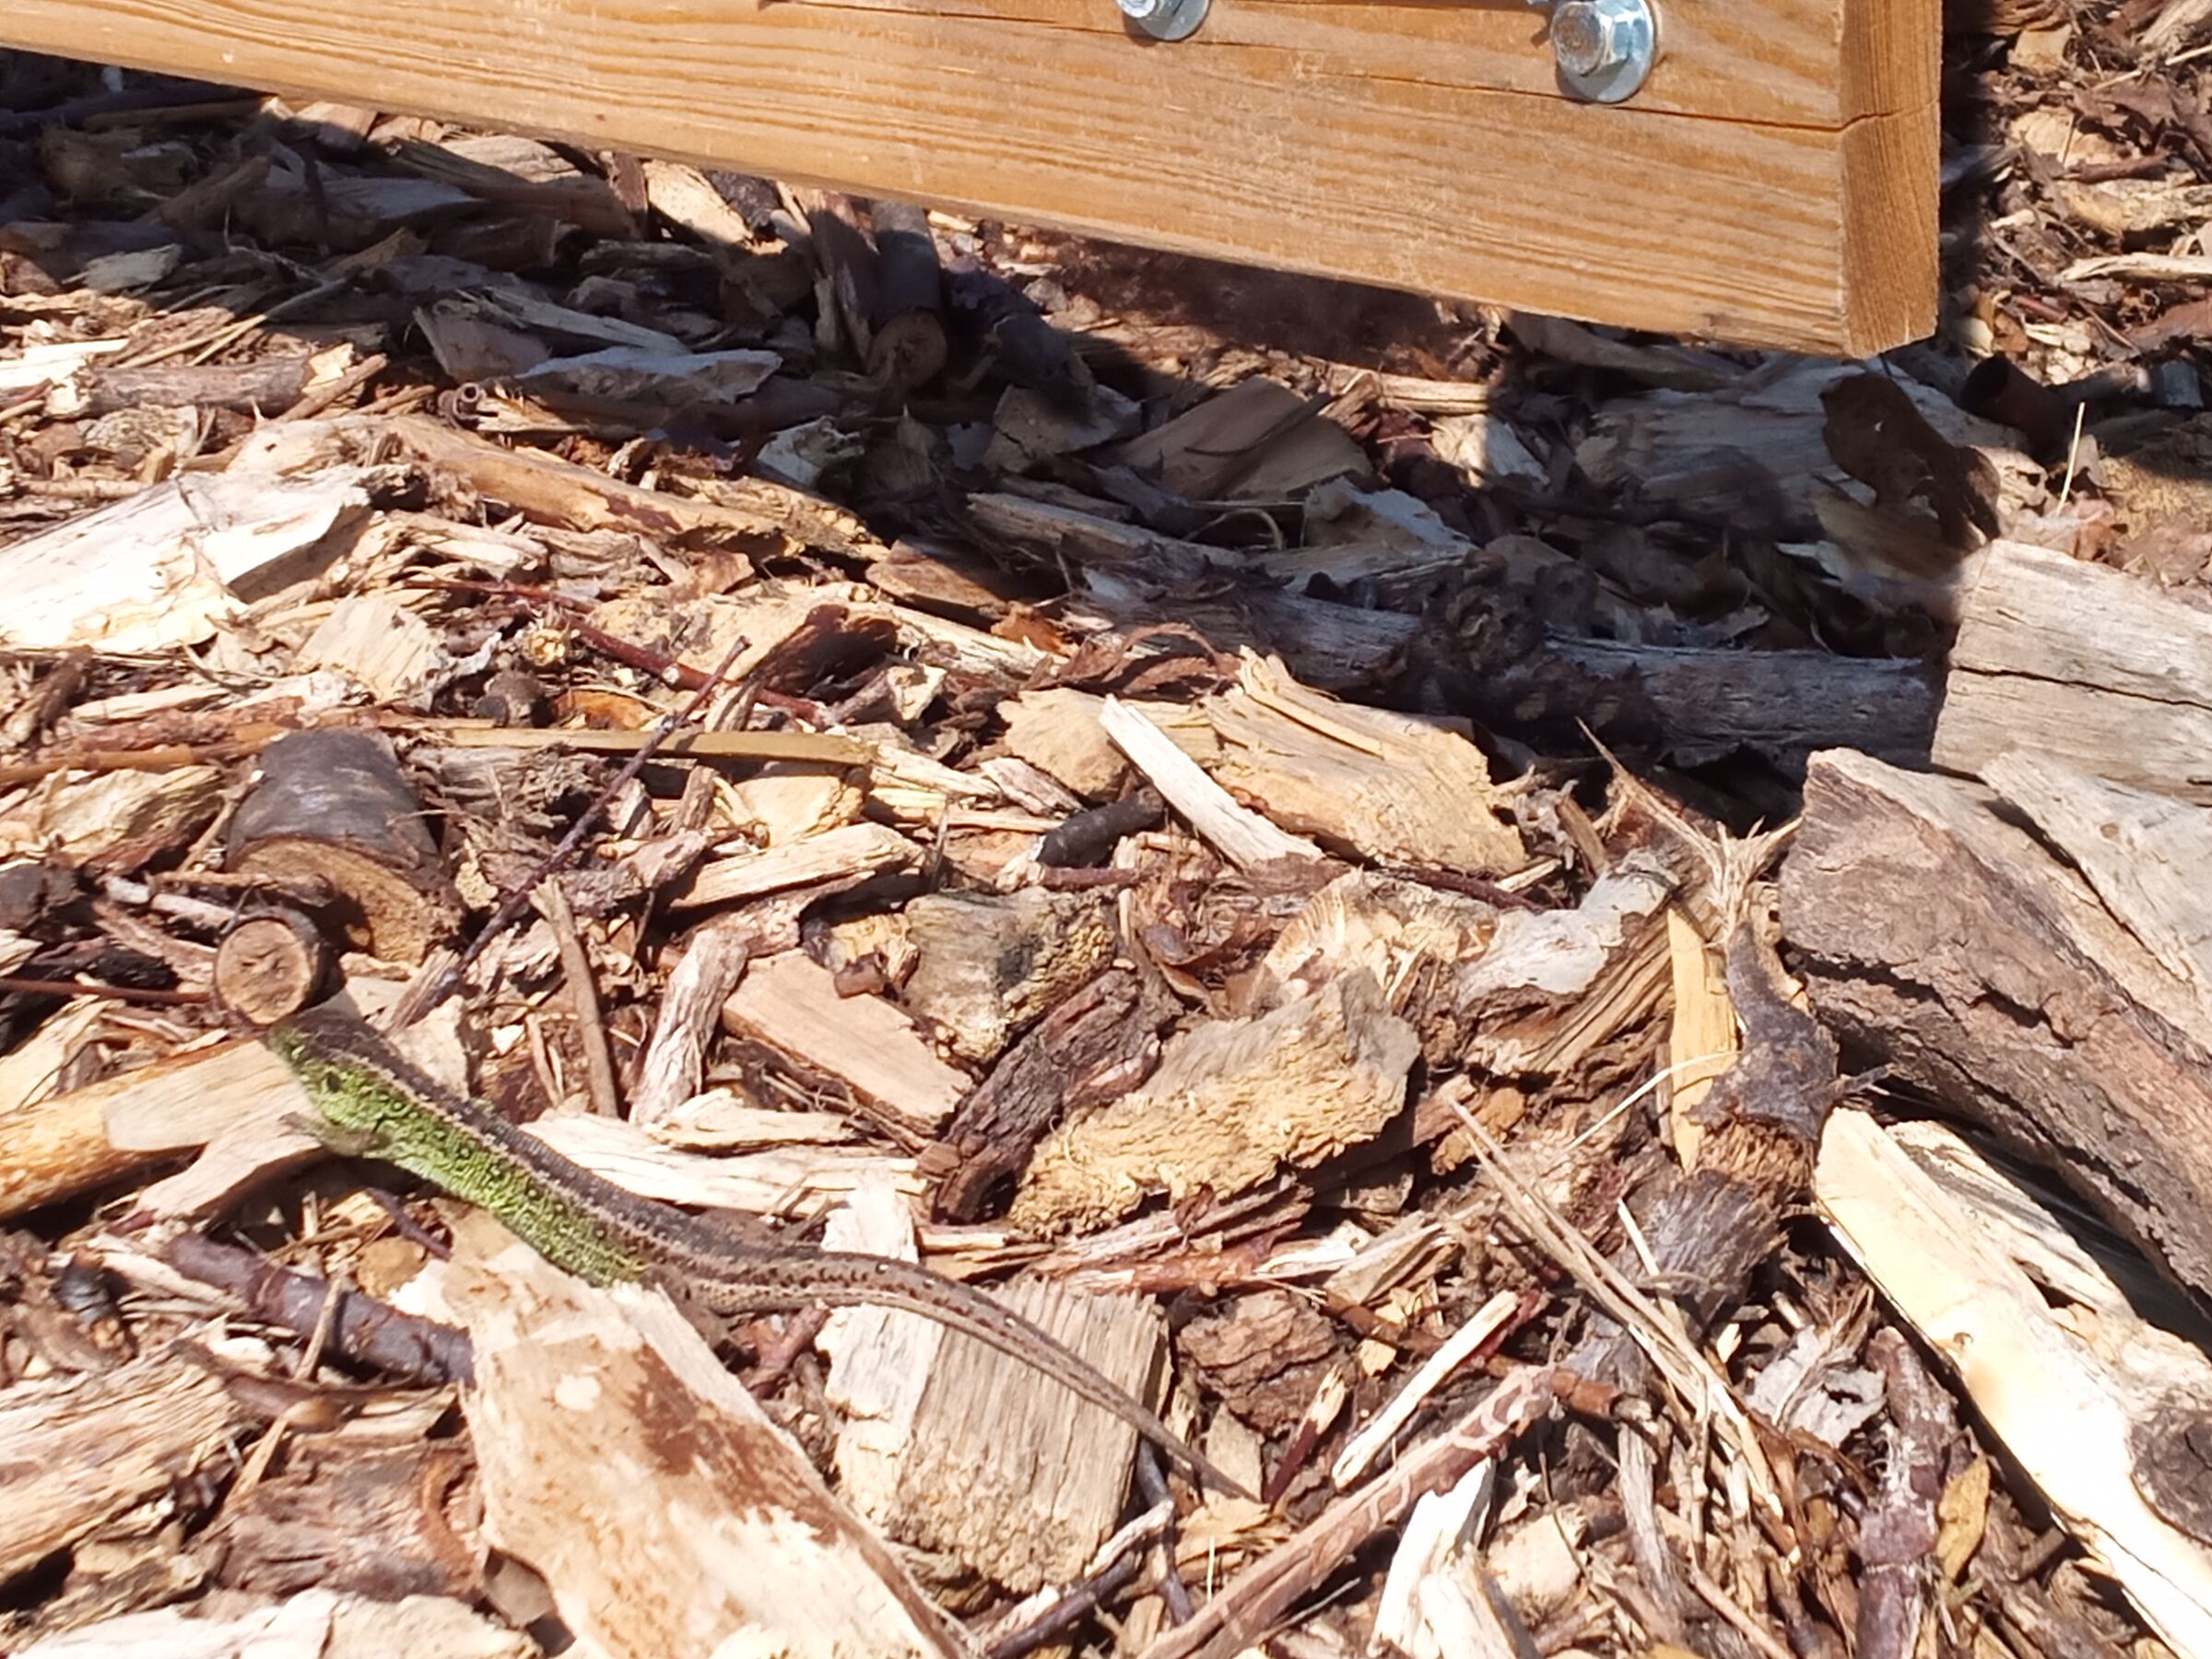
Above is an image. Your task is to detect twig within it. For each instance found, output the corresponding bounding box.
[1135,1367,1562,1659]
[535,878,621,1117]
[388,630,752,1028]
[0,976,206,1006]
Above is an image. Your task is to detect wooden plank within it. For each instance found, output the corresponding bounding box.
[0,0,1937,354]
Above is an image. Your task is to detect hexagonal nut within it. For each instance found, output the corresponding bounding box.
[1549,0,1621,78]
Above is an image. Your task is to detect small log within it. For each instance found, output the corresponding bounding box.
[1782,748,2212,1311]
[864,198,947,394]
[1931,539,2212,802]
[1550,640,1939,769]
[226,728,462,966]
[79,355,315,415]
[212,906,331,1026]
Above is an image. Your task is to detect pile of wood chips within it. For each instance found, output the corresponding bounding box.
[3,13,2212,1656]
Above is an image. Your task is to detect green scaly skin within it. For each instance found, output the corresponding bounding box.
[267,1022,653,1288]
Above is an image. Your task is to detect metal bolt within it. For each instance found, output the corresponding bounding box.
[1117,0,1209,43]
[1546,0,1658,103]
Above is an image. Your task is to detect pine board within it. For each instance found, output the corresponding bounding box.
[0,0,1940,352]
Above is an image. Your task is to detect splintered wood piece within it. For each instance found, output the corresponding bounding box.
[0,1348,252,1580]
[1444,853,1677,1077]
[298,593,451,705]
[227,728,462,966]
[1783,749,2212,1311]
[721,950,971,1137]
[1000,688,1129,801]
[1933,540,2212,801]
[823,1177,1160,1591]
[1816,1109,2212,1658]
[667,820,919,912]
[1100,697,1324,872]
[1012,970,1418,1233]
[1663,905,1738,1171]
[1980,752,2212,1001]
[0,465,372,653]
[9,1589,533,1659]
[0,0,1936,352]
[379,413,882,557]
[1206,652,1526,876]
[428,1215,965,1659]
[0,1035,300,1219]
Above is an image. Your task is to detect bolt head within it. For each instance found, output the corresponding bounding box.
[1118,0,1208,39]
[1550,3,1614,77]
[1548,0,1657,102]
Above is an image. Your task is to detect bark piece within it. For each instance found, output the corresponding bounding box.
[1931,539,2212,802]
[227,728,462,966]
[722,950,970,1139]
[1111,377,1368,501]
[928,966,1175,1223]
[206,1441,481,1601]
[1783,748,2212,1310]
[900,888,1116,1065]
[1012,969,1418,1233]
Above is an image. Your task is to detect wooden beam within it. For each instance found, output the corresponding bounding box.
[0,0,1938,353]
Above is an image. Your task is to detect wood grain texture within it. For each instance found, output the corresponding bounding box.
[1934,541,2212,802]
[0,0,1938,352]
[1784,749,2212,1314]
